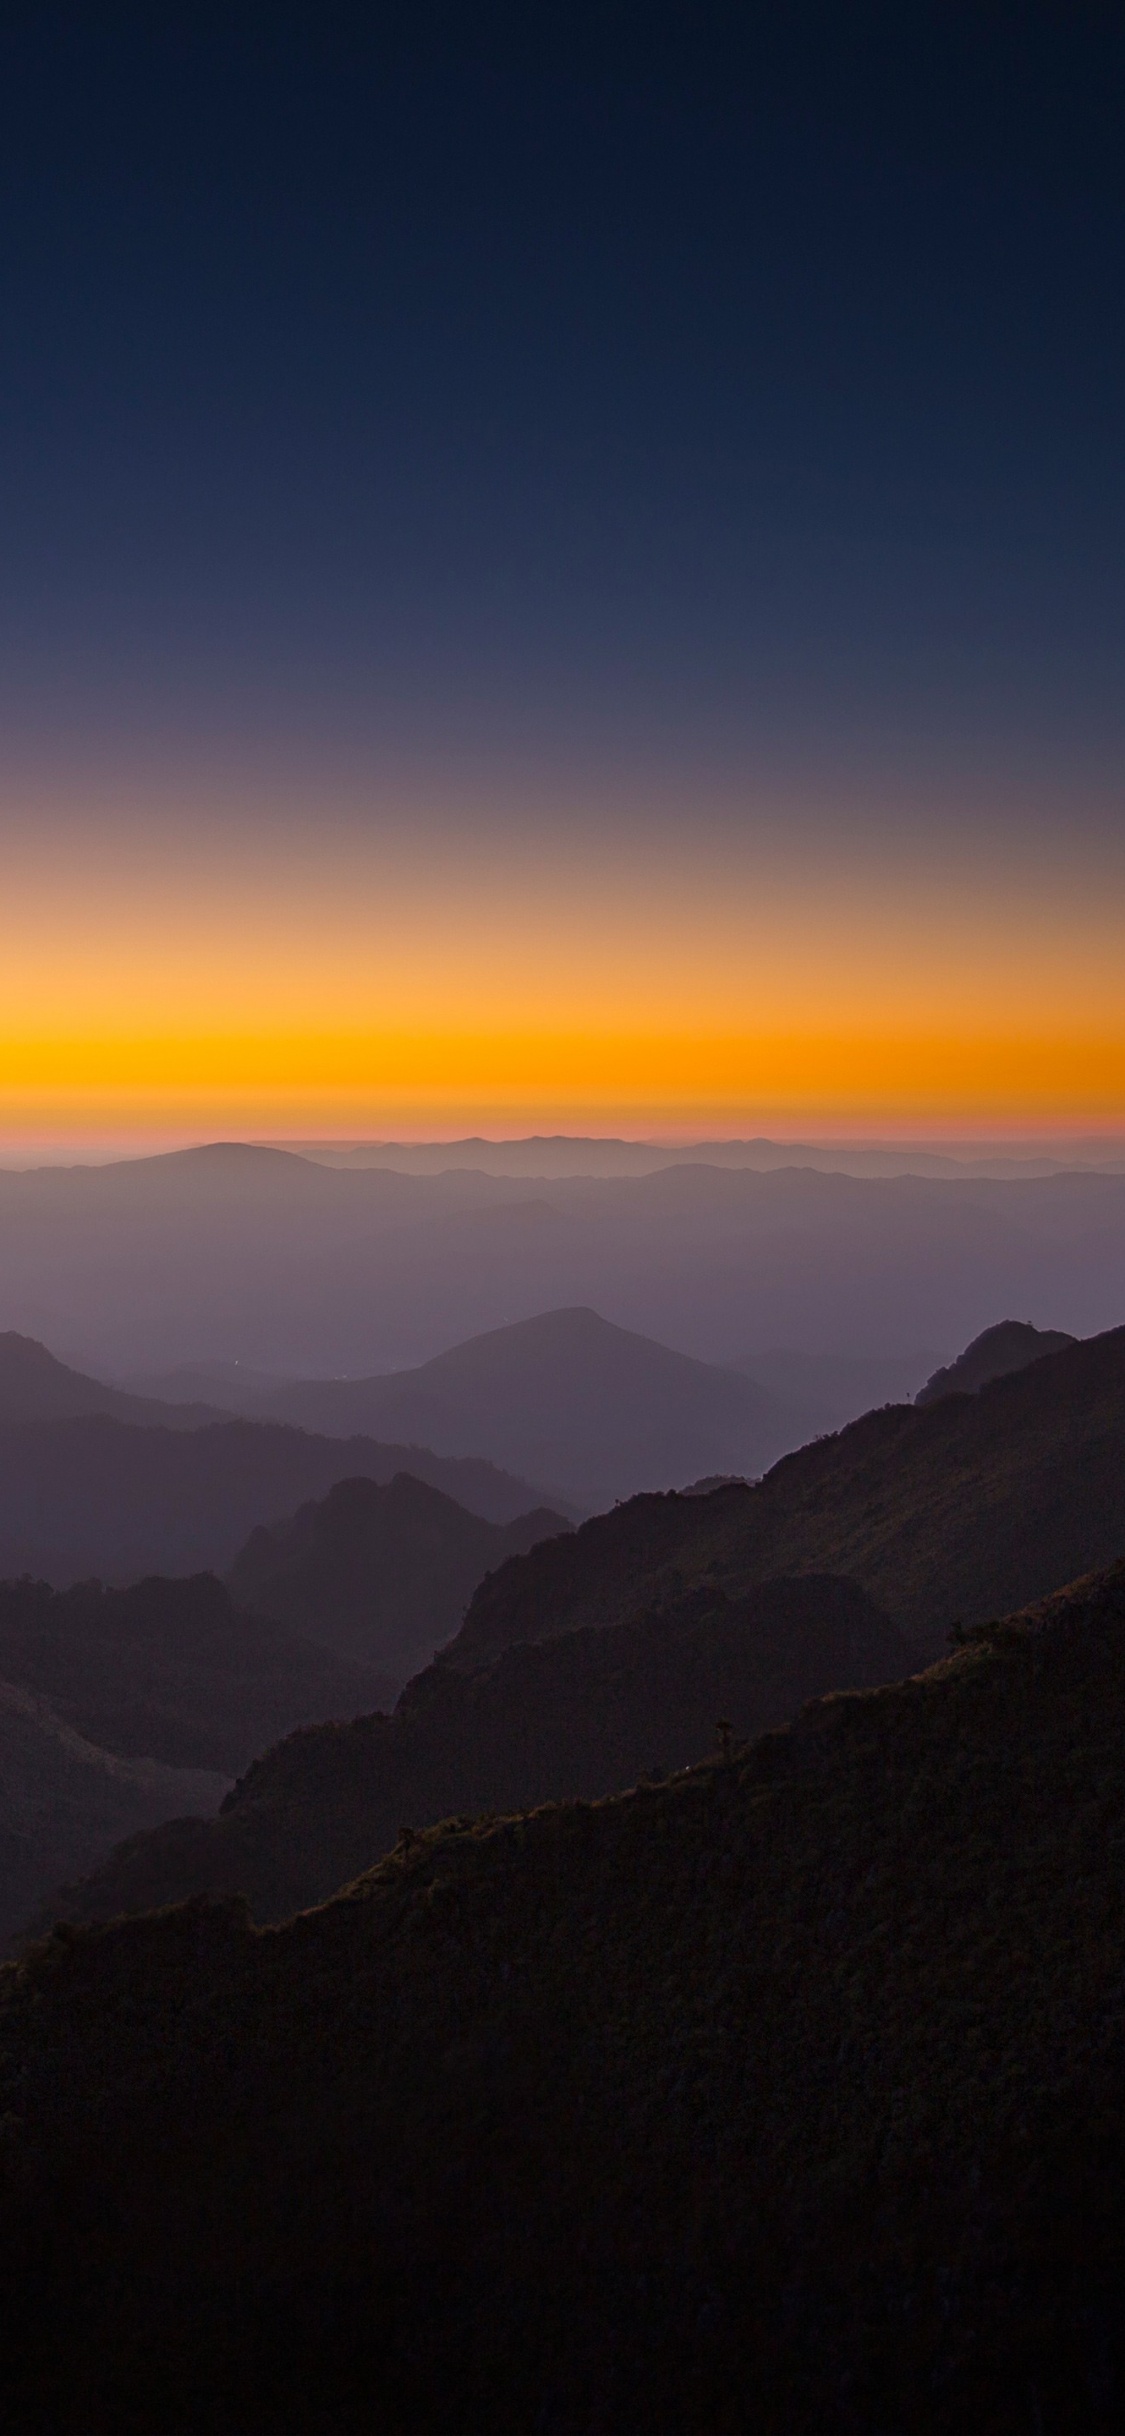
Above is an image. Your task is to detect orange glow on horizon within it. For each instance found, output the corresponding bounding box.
[2,778,1124,1138]
[1,1021,1123,1134]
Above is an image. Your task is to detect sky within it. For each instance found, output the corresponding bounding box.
[1,2,1124,1143]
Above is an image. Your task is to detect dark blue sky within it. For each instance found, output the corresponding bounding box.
[1,1,1124,800]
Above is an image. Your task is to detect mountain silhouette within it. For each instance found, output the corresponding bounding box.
[38,1319,1125,1938]
[226,1471,570,1680]
[250,1306,792,1505]
[446,1322,1125,1672]
[0,1413,571,1583]
[0,1673,228,1945]
[6,1561,1125,2428]
[6,1140,1122,1387]
[0,1571,395,1777]
[914,1316,1076,1403]
[36,1575,903,1931]
[0,1330,224,1428]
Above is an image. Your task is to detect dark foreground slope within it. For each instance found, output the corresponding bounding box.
[451,1321,1125,1667]
[45,1576,902,1927]
[0,1415,569,1582]
[3,1564,1125,2434]
[227,1472,569,1679]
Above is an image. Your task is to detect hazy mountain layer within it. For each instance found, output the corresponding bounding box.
[50,1318,1121,1934]
[274,1131,1125,1178]
[4,1563,1125,2430]
[249,1308,790,1505]
[42,1575,902,1931]
[0,1677,227,1945]
[1,1141,1121,1375]
[0,1572,395,1777]
[449,1322,1125,1668]
[0,1414,567,1584]
[227,1472,570,1680]
[0,1329,224,1428]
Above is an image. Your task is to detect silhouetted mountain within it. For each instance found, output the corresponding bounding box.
[5,1562,1125,2431]
[4,1140,1124,1378]
[252,1307,792,1504]
[279,1130,1125,1177]
[42,1322,1124,1936]
[915,1316,1077,1404]
[446,1321,1125,1669]
[227,1472,570,1679]
[0,1571,394,1776]
[0,1415,571,1583]
[0,1329,224,1428]
[0,1676,227,1945]
[37,1575,903,1930]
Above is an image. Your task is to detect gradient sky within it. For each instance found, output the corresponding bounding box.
[2,3,1124,1139]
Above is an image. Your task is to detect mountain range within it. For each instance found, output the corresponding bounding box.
[0,1329,225,1429]
[451,1321,1125,1669]
[0,1407,564,1584]
[1,1140,1119,1377]
[42,1574,904,1931]
[5,1557,1125,2430]
[40,1318,1125,1938]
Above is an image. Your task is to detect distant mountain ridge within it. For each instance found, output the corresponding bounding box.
[0,1330,224,1430]
[3,1138,1123,1378]
[247,1307,793,1506]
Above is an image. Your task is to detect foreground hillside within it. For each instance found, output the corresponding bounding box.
[46,1575,901,1927]
[3,1563,1124,2431]
[451,1321,1125,1665]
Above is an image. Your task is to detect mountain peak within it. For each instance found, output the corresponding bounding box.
[916,1319,1077,1406]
